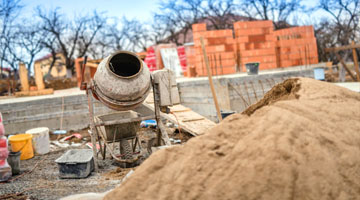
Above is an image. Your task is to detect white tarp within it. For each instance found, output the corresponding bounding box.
[160,48,182,76]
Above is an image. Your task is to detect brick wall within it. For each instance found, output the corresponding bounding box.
[234,20,277,71]
[188,21,319,77]
[274,26,318,67]
[191,24,236,76]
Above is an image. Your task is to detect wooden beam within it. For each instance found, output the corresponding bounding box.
[352,41,360,81]
[200,37,223,122]
[19,63,29,91]
[325,43,360,52]
[335,53,357,81]
[34,62,45,90]
[15,88,54,97]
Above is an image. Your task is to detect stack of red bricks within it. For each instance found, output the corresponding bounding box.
[187,21,319,77]
[274,26,318,67]
[191,24,236,76]
[234,20,277,70]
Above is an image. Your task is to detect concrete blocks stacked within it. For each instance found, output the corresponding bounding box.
[274,26,318,67]
[234,20,277,70]
[192,24,236,76]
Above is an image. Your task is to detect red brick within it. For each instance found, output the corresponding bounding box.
[192,23,206,32]
[207,37,227,45]
[241,55,276,63]
[221,66,236,74]
[248,34,266,42]
[226,37,235,44]
[205,30,232,38]
[280,60,292,67]
[234,20,273,29]
[254,41,275,49]
[219,59,236,67]
[225,44,234,51]
[259,62,277,70]
[241,48,276,57]
[265,35,275,41]
[235,36,249,43]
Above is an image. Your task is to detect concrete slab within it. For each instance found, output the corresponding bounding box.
[334,82,360,93]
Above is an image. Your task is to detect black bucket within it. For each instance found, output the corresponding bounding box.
[221,110,236,119]
[8,151,21,175]
[245,62,260,75]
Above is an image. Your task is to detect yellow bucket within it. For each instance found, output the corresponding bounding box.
[9,134,34,160]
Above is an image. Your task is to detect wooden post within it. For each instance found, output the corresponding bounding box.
[34,62,45,90]
[352,41,360,81]
[335,53,357,81]
[200,37,223,122]
[19,63,29,91]
[87,89,99,172]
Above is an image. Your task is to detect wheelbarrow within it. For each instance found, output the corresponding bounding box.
[94,110,146,166]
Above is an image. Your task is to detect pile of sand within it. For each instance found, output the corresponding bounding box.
[105,78,360,200]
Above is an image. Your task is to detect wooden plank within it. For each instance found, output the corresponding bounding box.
[182,117,205,122]
[19,63,29,91]
[144,94,216,136]
[325,43,360,52]
[335,53,357,81]
[352,41,360,81]
[15,88,54,97]
[200,37,223,122]
[86,62,99,68]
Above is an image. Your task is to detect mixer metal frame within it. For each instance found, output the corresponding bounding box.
[84,77,170,171]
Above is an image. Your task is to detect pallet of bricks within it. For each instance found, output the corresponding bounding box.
[274,26,318,67]
[234,20,277,71]
[192,23,236,76]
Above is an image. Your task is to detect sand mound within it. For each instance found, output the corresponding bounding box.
[105,78,360,200]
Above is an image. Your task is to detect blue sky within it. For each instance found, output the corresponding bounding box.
[21,0,323,23]
[21,0,162,21]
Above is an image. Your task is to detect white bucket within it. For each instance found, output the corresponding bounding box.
[25,127,50,155]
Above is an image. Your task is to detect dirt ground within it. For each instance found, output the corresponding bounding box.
[0,125,193,200]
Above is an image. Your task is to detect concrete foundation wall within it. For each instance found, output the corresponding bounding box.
[177,65,320,121]
[0,64,323,134]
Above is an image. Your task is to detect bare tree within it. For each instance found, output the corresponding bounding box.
[317,0,359,45]
[15,23,48,74]
[239,0,303,29]
[0,0,22,76]
[153,0,240,45]
[37,8,106,77]
[314,0,359,61]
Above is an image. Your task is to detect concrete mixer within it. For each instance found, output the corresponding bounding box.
[80,51,180,170]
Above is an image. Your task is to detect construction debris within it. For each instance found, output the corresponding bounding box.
[104,78,360,200]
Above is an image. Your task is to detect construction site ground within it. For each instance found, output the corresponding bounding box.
[0,127,193,200]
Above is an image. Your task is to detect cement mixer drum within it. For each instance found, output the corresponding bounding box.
[92,51,151,111]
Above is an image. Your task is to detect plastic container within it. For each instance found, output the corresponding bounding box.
[314,67,325,80]
[7,151,20,175]
[25,127,50,155]
[245,62,260,75]
[0,123,4,137]
[0,148,8,160]
[0,136,6,148]
[0,112,4,137]
[0,159,5,166]
[8,134,34,160]
[220,110,236,119]
[55,149,94,179]
[0,161,12,182]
